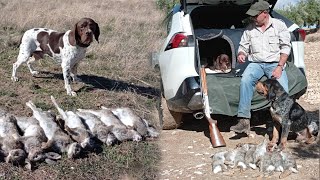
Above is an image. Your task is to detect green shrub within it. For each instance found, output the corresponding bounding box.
[156,0,180,13]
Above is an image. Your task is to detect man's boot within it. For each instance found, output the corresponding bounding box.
[230,118,250,135]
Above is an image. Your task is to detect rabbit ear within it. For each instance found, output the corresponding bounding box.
[45,152,62,160]
[41,141,53,150]
[65,126,79,136]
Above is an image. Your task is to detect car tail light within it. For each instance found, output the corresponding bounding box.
[297,29,306,41]
[165,33,188,51]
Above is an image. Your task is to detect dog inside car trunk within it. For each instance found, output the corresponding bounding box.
[191,4,251,76]
[198,33,234,74]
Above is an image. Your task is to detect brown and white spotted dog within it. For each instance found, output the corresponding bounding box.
[256,79,315,150]
[11,18,100,96]
[207,54,231,73]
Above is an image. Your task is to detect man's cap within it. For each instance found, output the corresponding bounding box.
[246,0,270,16]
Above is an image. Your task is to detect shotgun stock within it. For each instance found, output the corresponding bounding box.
[200,66,226,148]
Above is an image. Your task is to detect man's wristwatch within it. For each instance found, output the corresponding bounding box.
[277,64,285,70]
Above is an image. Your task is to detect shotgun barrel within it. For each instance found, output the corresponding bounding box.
[200,66,226,148]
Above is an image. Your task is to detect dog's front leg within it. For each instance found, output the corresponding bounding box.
[62,64,77,96]
[268,122,280,151]
[70,63,81,82]
[279,120,291,150]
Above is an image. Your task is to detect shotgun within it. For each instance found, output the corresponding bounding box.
[200,66,226,148]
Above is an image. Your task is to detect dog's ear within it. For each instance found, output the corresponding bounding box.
[214,56,221,68]
[272,80,285,92]
[69,23,79,46]
[264,80,276,101]
[267,87,276,101]
[216,55,221,63]
[69,23,81,46]
[93,21,100,43]
[269,79,287,98]
[256,81,265,95]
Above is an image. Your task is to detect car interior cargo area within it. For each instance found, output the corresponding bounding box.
[198,37,234,75]
[189,5,250,29]
[190,5,251,77]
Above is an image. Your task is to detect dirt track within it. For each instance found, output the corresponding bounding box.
[157,39,320,180]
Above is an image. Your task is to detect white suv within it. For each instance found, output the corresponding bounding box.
[152,0,308,129]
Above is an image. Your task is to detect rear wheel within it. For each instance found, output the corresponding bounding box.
[159,96,183,130]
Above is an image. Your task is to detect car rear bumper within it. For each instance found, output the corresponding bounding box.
[166,77,203,113]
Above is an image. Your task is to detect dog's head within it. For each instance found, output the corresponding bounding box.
[70,18,100,47]
[256,79,286,101]
[216,54,231,72]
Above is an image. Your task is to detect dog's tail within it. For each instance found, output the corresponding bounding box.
[50,96,68,121]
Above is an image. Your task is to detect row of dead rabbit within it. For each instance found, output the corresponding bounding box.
[211,139,299,179]
[0,96,159,170]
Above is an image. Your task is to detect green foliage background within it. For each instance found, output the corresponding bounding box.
[275,0,320,27]
[156,0,180,13]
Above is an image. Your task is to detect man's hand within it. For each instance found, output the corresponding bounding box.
[272,66,283,79]
[237,52,246,64]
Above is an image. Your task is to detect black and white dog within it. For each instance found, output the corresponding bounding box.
[256,79,317,149]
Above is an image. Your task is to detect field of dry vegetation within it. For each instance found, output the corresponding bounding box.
[0,0,165,179]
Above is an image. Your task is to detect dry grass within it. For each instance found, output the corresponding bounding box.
[0,0,165,86]
[0,0,166,179]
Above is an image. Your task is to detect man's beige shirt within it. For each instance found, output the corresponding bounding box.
[238,17,291,62]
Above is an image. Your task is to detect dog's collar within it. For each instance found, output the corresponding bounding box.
[77,41,90,48]
[77,43,90,48]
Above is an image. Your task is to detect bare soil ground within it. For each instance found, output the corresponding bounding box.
[157,34,320,180]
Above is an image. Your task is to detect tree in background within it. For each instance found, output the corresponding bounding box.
[276,4,304,26]
[302,0,320,27]
[156,0,180,13]
[276,0,320,28]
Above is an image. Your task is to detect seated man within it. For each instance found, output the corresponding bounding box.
[230,0,291,135]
